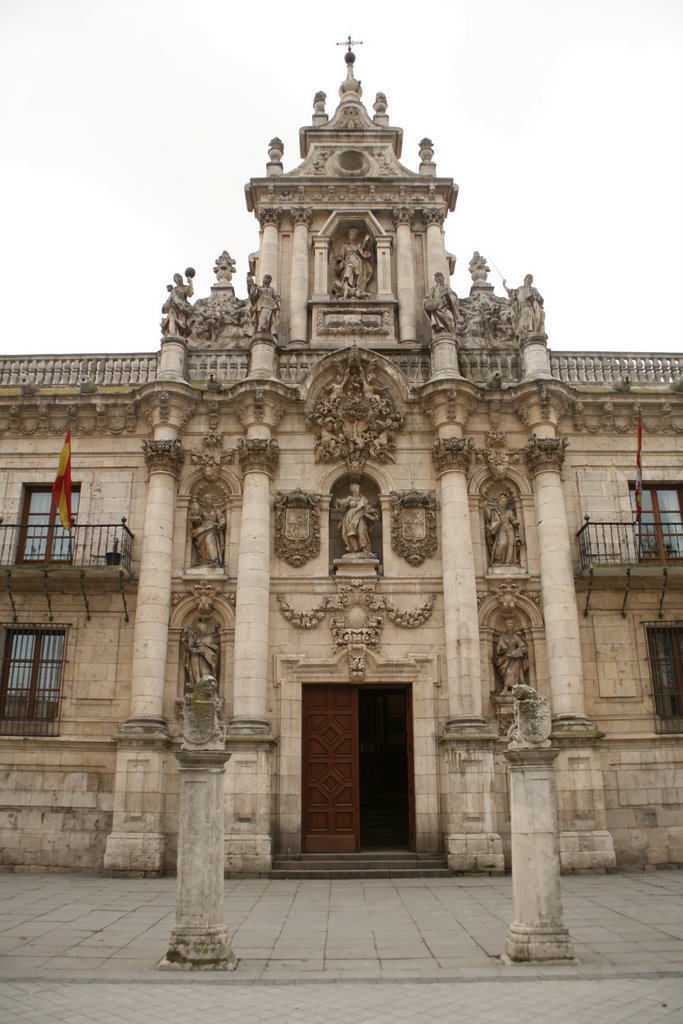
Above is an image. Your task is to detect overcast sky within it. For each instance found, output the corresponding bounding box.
[1,0,681,357]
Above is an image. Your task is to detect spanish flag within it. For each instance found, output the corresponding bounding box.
[634,407,643,522]
[51,429,73,531]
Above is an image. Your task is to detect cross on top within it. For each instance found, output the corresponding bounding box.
[336,35,363,52]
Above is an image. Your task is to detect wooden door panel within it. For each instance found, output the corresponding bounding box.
[302,685,358,852]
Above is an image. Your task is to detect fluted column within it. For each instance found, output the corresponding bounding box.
[258,208,282,290]
[130,437,185,723]
[289,208,312,345]
[424,207,447,286]
[526,436,588,722]
[231,437,279,733]
[393,207,417,343]
[432,437,482,725]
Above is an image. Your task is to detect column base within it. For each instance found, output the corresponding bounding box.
[443,717,498,739]
[103,831,166,876]
[446,832,504,874]
[552,714,604,739]
[158,927,237,971]
[227,718,272,737]
[503,922,577,964]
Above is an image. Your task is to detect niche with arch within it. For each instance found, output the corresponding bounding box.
[329,475,383,571]
[481,482,525,574]
[186,481,230,571]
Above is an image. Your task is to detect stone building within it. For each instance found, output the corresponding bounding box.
[1,50,682,876]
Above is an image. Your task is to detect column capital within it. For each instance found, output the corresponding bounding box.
[258,207,283,228]
[291,206,314,227]
[237,437,280,476]
[423,206,446,226]
[392,206,416,227]
[142,438,185,477]
[432,436,476,475]
[525,434,568,476]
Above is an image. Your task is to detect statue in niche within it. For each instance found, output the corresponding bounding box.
[485,493,521,566]
[246,273,280,336]
[503,274,545,338]
[181,618,220,692]
[493,619,529,694]
[332,228,374,299]
[336,483,379,556]
[423,272,459,338]
[161,268,195,337]
[189,496,226,567]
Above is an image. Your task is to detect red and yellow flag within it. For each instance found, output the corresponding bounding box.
[634,407,643,522]
[51,428,73,530]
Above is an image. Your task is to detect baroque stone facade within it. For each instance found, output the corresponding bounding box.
[0,49,682,878]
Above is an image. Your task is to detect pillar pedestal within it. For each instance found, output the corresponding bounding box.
[503,747,576,963]
[440,729,504,874]
[159,749,236,971]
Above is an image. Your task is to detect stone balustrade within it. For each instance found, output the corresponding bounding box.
[550,353,682,386]
[0,355,158,387]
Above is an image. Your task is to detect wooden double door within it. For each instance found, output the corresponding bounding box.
[302,685,415,853]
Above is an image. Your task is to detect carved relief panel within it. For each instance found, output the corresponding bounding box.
[274,489,322,568]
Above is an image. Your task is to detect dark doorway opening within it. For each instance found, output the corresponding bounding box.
[359,688,410,849]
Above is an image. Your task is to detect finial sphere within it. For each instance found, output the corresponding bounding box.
[185,267,196,279]
[345,50,355,64]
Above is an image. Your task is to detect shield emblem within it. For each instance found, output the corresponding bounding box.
[285,507,310,542]
[402,508,426,542]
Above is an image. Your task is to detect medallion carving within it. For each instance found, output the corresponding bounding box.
[307,346,404,472]
[389,489,438,566]
[274,489,321,567]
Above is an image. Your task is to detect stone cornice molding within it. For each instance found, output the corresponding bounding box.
[432,436,476,475]
[142,438,186,477]
[392,206,416,227]
[138,383,197,432]
[236,437,280,477]
[524,434,568,475]
[420,380,479,432]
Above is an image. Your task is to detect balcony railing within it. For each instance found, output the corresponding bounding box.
[0,519,134,572]
[577,518,683,570]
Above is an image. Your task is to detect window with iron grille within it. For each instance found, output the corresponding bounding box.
[644,621,683,733]
[0,627,67,736]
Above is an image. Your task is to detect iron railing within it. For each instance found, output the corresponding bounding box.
[0,518,134,572]
[577,518,683,570]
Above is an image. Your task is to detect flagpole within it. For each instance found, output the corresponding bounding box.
[635,405,643,562]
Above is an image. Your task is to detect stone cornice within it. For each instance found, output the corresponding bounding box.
[432,436,476,474]
[524,435,568,475]
[138,382,198,432]
[236,437,280,476]
[142,437,186,477]
[420,380,479,432]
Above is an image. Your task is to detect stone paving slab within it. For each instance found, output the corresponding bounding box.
[0,871,682,1021]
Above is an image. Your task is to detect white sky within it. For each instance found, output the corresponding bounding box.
[1,0,682,357]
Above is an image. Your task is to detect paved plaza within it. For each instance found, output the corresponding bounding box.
[0,869,682,1022]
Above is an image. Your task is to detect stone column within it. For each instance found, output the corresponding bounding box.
[104,433,185,876]
[258,208,281,290]
[157,336,188,382]
[393,207,417,343]
[312,236,330,300]
[525,436,587,724]
[504,747,575,963]
[375,235,393,299]
[431,429,504,873]
[424,207,447,286]
[520,335,552,379]
[289,207,312,346]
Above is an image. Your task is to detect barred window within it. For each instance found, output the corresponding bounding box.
[644,622,683,734]
[0,627,67,736]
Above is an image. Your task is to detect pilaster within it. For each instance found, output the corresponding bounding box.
[393,206,417,343]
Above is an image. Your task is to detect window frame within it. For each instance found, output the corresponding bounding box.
[630,484,683,563]
[0,625,67,736]
[17,485,80,564]
[644,621,683,734]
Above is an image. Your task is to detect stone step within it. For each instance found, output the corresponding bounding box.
[270,867,452,879]
[271,852,451,879]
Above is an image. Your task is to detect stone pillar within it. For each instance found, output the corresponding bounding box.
[312,236,330,300]
[249,334,277,378]
[104,431,186,875]
[393,207,417,343]
[157,336,188,382]
[432,432,504,873]
[289,207,312,346]
[504,747,575,963]
[258,208,281,290]
[424,207,447,286]
[525,436,587,724]
[520,335,552,379]
[375,235,393,299]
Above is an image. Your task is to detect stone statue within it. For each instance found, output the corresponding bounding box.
[332,229,374,299]
[507,683,551,749]
[336,483,379,556]
[181,619,220,691]
[503,274,545,338]
[161,269,195,337]
[469,251,491,285]
[486,493,521,566]
[494,619,529,694]
[246,273,280,336]
[423,272,459,338]
[189,498,226,567]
